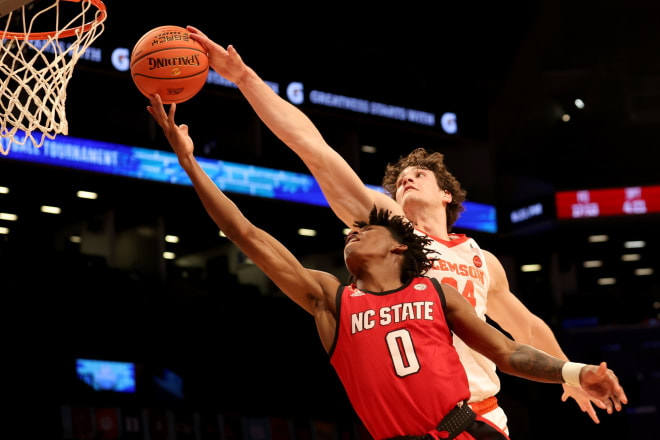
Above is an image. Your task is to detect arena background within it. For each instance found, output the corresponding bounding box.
[2,1,659,439]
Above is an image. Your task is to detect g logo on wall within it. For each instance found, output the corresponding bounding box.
[287,82,305,105]
[441,112,457,134]
[111,47,130,72]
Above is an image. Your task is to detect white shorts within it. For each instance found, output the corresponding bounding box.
[480,406,509,435]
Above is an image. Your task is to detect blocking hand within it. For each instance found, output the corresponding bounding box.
[187,25,247,84]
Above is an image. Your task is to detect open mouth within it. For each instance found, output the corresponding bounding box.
[345,235,359,245]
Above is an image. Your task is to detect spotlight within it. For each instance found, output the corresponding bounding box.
[77,191,98,200]
[597,278,616,286]
[165,235,179,243]
[41,206,61,214]
[521,264,542,272]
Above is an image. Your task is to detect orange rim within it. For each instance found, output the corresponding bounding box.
[1,0,107,40]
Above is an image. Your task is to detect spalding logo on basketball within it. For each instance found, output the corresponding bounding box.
[130,25,209,104]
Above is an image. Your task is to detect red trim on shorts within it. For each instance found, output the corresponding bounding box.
[469,396,498,415]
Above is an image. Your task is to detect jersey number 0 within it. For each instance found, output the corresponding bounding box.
[386,329,420,377]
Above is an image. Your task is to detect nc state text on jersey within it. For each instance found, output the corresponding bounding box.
[351,301,435,334]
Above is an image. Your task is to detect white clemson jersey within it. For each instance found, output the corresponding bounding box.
[416,229,500,403]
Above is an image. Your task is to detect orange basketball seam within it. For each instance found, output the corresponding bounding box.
[132,69,209,80]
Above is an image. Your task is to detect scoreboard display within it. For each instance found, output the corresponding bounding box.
[555,185,660,219]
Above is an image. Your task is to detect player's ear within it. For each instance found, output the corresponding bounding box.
[390,243,408,254]
[443,190,453,204]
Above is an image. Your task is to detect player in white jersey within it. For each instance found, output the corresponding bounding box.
[185,26,608,433]
[420,230,506,427]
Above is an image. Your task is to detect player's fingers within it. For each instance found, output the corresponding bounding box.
[561,392,569,402]
[186,25,206,38]
[146,105,160,123]
[148,95,167,126]
[610,389,625,412]
[187,26,222,51]
[585,405,600,424]
[168,102,177,126]
[180,124,189,136]
[604,398,614,414]
[149,94,165,114]
[592,397,608,410]
[607,370,627,408]
[146,106,158,124]
[187,32,208,48]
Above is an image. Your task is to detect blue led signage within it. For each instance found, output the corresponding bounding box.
[1,133,496,232]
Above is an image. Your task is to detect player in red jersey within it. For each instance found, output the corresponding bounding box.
[183,26,605,433]
[146,93,627,440]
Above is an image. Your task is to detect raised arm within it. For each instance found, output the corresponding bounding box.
[483,250,605,423]
[147,94,340,327]
[186,26,402,227]
[440,282,628,416]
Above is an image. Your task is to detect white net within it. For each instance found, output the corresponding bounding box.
[0,0,106,155]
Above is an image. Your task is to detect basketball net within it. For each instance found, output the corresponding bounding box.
[0,0,107,155]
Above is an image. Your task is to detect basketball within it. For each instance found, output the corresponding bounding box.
[130,25,209,104]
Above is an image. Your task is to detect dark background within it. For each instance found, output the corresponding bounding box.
[2,1,659,439]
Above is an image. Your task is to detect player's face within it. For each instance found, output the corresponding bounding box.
[344,225,396,260]
[394,166,448,209]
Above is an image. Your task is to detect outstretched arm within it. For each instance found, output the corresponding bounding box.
[441,282,628,416]
[146,94,340,323]
[187,26,402,227]
[483,250,605,423]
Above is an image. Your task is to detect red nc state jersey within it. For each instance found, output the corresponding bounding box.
[329,277,469,440]
[419,230,499,404]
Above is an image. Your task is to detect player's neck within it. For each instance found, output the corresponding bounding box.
[406,206,450,241]
[354,276,403,293]
[354,263,405,293]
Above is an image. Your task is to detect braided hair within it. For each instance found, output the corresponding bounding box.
[353,206,436,285]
